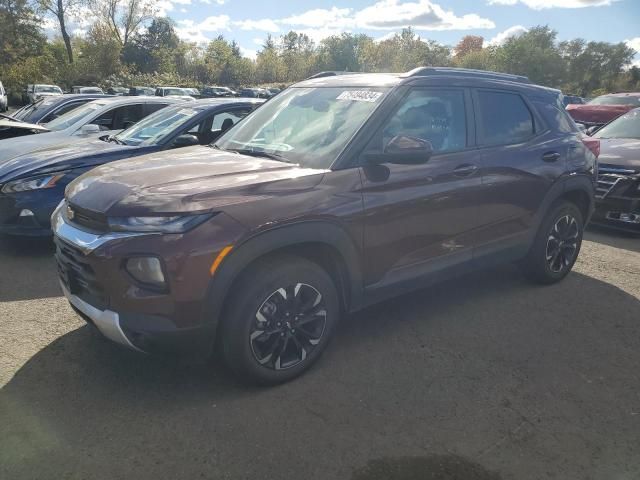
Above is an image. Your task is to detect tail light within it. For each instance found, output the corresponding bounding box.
[582,137,600,158]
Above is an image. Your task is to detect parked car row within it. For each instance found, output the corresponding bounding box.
[3,67,636,385]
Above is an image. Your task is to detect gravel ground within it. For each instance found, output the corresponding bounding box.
[0,227,639,480]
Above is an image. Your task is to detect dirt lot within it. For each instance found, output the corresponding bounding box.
[1,227,639,480]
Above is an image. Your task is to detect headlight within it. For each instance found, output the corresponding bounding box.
[108,213,212,233]
[1,173,66,194]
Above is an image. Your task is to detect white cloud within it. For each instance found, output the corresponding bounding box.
[355,0,495,30]
[626,37,640,54]
[240,47,257,60]
[374,32,398,43]
[279,1,494,32]
[180,7,187,12]
[626,37,640,69]
[487,25,528,46]
[175,15,230,43]
[233,19,280,32]
[156,0,175,16]
[487,0,619,9]
[282,7,353,28]
[172,0,191,4]
[199,0,225,4]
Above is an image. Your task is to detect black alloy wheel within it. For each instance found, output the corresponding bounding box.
[545,214,580,274]
[250,283,327,370]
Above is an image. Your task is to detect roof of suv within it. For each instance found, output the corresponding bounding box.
[296,67,560,97]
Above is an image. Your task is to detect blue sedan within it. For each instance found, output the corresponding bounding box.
[0,98,263,236]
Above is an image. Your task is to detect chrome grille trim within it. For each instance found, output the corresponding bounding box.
[596,167,637,199]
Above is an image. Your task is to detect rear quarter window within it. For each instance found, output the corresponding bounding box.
[476,90,535,146]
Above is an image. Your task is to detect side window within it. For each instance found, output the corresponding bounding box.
[367,89,467,154]
[93,104,144,130]
[210,109,251,132]
[144,103,168,116]
[476,91,534,146]
[45,101,87,122]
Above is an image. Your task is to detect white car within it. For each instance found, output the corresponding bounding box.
[0,81,7,112]
[0,97,184,162]
[26,84,63,104]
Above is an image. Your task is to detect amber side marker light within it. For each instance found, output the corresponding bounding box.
[210,245,233,276]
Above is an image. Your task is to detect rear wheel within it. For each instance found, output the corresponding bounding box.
[220,254,339,385]
[521,201,584,284]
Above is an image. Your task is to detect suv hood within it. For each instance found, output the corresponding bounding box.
[66,146,327,217]
[0,118,50,132]
[567,104,633,124]
[597,138,640,171]
[0,129,119,163]
[0,137,137,183]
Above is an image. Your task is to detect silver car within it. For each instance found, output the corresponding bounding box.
[0,96,184,162]
[26,84,63,104]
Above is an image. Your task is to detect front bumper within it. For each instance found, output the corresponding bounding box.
[0,189,62,236]
[52,202,246,356]
[592,198,640,233]
[592,168,640,233]
[61,283,144,352]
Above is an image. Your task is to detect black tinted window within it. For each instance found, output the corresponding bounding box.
[477,91,534,146]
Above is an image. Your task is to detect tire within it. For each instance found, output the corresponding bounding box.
[521,201,584,284]
[220,254,340,385]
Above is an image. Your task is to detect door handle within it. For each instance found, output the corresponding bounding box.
[453,164,478,177]
[542,151,561,162]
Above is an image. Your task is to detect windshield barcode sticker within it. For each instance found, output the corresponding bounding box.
[336,91,382,102]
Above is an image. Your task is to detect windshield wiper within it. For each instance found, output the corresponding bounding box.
[226,148,294,163]
[0,113,19,122]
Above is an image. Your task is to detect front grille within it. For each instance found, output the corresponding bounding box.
[596,166,636,199]
[67,203,109,233]
[54,236,108,309]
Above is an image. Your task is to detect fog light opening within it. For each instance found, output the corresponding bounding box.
[125,256,167,289]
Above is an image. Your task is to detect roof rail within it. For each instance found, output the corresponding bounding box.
[402,67,531,84]
[306,71,361,79]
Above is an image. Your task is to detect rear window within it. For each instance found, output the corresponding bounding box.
[477,90,535,146]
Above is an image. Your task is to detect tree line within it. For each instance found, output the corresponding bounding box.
[1,0,639,103]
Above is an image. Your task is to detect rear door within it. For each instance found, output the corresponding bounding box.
[471,89,567,258]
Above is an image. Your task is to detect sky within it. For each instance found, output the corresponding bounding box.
[62,0,640,64]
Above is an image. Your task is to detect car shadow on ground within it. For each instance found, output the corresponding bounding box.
[0,235,60,302]
[2,264,640,479]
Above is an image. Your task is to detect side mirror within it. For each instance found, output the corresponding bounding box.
[365,135,434,165]
[80,124,101,135]
[172,134,199,148]
[585,126,598,136]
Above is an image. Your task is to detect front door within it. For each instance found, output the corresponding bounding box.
[359,87,483,289]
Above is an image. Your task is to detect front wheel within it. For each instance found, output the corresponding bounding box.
[521,201,584,284]
[220,254,340,385]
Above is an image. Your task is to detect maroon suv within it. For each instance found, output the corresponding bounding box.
[53,68,598,384]
[567,92,640,128]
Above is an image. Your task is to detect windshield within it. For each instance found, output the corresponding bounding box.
[588,95,640,106]
[82,88,103,93]
[45,101,105,131]
[115,104,201,146]
[215,87,388,168]
[594,108,640,139]
[35,85,62,94]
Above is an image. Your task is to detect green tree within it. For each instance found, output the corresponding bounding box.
[0,0,46,67]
